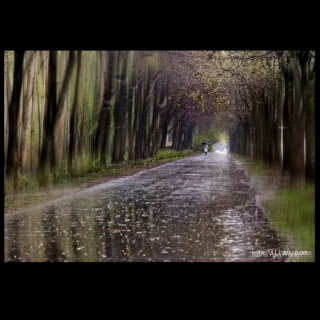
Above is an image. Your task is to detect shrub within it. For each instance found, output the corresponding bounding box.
[154,149,193,160]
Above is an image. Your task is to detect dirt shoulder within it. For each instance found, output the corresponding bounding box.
[4,153,200,215]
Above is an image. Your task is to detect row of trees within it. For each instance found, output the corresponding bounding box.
[4,51,221,191]
[217,51,315,182]
[4,50,313,192]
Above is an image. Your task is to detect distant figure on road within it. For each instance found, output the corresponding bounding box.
[204,145,208,155]
[201,141,209,155]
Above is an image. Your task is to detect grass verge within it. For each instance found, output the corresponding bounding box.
[264,183,315,261]
[231,152,315,262]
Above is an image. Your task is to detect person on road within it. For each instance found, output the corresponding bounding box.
[204,144,208,155]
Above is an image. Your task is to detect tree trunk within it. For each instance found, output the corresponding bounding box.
[297,51,315,182]
[127,55,135,161]
[290,63,305,181]
[4,52,9,175]
[81,53,88,162]
[95,51,115,165]
[20,51,37,173]
[305,79,315,182]
[38,51,58,184]
[68,51,82,175]
[134,70,142,160]
[282,71,294,175]
[112,51,128,163]
[275,76,283,167]
[30,61,36,172]
[57,51,68,163]
[6,51,25,191]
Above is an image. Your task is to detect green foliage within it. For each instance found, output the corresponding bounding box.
[231,153,271,176]
[193,127,219,151]
[218,132,228,148]
[5,174,36,193]
[153,149,193,160]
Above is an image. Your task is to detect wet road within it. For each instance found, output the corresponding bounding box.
[4,152,288,262]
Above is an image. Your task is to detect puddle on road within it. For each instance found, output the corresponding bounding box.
[5,153,291,262]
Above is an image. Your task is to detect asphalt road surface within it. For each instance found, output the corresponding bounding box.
[4,152,288,262]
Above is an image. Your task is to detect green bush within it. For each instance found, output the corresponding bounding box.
[193,129,219,152]
[154,149,193,160]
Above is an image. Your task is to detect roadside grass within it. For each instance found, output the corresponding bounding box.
[4,149,197,212]
[152,149,194,160]
[264,183,315,261]
[230,153,271,177]
[230,152,315,262]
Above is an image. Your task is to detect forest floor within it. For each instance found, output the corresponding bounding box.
[4,151,200,215]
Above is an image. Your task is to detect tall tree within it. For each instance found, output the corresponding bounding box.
[20,51,37,173]
[112,51,129,163]
[94,51,115,164]
[68,51,82,175]
[297,51,315,182]
[38,51,58,184]
[6,51,25,190]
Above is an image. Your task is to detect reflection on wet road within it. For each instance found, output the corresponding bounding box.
[4,152,288,262]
